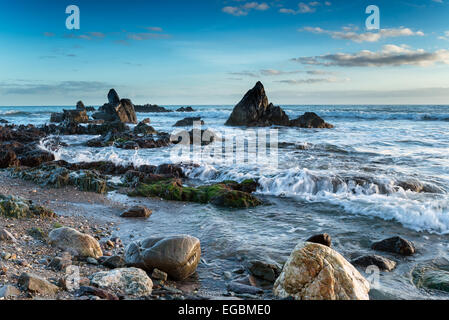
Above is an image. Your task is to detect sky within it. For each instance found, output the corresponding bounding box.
[0,0,448,106]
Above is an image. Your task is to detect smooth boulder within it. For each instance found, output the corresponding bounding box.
[125,235,201,280]
[273,242,370,300]
[371,236,415,256]
[48,227,103,259]
[120,206,152,218]
[351,255,397,272]
[90,267,153,296]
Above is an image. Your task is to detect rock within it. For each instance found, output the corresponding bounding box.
[28,227,46,240]
[0,285,21,298]
[176,106,195,112]
[120,206,152,218]
[90,267,153,296]
[125,235,201,280]
[102,255,126,269]
[134,104,172,113]
[412,265,449,293]
[247,260,281,282]
[371,236,415,256]
[289,112,334,128]
[18,272,59,295]
[78,286,119,300]
[0,228,16,242]
[172,128,215,146]
[173,117,204,127]
[306,233,332,247]
[48,256,72,272]
[50,112,64,123]
[0,194,55,219]
[63,109,89,124]
[76,100,86,110]
[93,89,137,124]
[151,268,168,281]
[225,82,289,127]
[86,257,99,265]
[0,119,9,124]
[352,255,396,272]
[108,89,120,105]
[0,149,19,168]
[18,147,55,167]
[273,242,370,300]
[48,227,103,259]
[133,121,157,135]
[227,281,263,295]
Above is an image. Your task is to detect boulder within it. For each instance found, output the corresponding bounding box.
[0,149,19,168]
[290,112,334,128]
[18,272,59,295]
[173,117,204,127]
[108,89,120,105]
[102,255,126,269]
[371,236,415,256]
[273,242,370,300]
[227,281,264,295]
[125,235,201,280]
[133,121,157,135]
[78,286,119,300]
[151,268,168,281]
[0,194,55,219]
[63,109,89,124]
[0,285,21,298]
[412,265,449,293]
[306,233,332,247]
[76,100,86,110]
[48,227,103,259]
[247,259,281,282]
[351,255,396,272]
[92,89,137,124]
[90,267,153,296]
[120,206,152,218]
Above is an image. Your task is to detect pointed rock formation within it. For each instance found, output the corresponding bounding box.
[93,89,137,124]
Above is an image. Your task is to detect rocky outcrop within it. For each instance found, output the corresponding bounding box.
[48,227,103,259]
[273,242,370,300]
[76,101,85,110]
[120,206,152,218]
[352,255,397,272]
[371,236,415,256]
[125,235,201,280]
[91,267,153,296]
[134,104,172,113]
[0,194,55,219]
[173,117,204,127]
[92,89,137,123]
[62,109,89,124]
[412,264,449,293]
[176,106,195,112]
[225,82,333,128]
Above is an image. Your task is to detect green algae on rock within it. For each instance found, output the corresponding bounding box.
[0,194,55,219]
[128,179,262,208]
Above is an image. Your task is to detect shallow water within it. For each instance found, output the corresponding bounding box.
[2,104,449,299]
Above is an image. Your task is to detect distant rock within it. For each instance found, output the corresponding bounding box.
[134,104,172,113]
[76,100,85,111]
[120,206,152,218]
[371,236,415,256]
[352,255,397,272]
[225,81,333,128]
[0,119,9,124]
[92,89,137,124]
[306,233,332,247]
[50,112,64,123]
[125,235,201,280]
[133,120,157,135]
[173,117,204,127]
[273,242,370,300]
[176,106,195,112]
[48,227,103,259]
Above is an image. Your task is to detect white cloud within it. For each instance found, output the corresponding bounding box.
[292,45,449,67]
[275,77,347,84]
[222,2,269,16]
[438,31,449,40]
[301,26,425,42]
[280,2,317,14]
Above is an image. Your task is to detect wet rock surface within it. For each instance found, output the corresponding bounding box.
[371,236,415,256]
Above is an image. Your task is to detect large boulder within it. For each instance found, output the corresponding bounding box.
[125,235,201,280]
[225,82,290,127]
[62,109,89,124]
[48,227,103,259]
[92,89,137,124]
[90,267,153,296]
[273,242,370,300]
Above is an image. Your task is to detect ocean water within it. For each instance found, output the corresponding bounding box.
[2,104,449,299]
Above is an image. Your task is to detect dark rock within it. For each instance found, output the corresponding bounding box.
[176,106,195,112]
[247,260,281,282]
[18,148,55,167]
[151,268,168,281]
[134,104,172,113]
[92,89,137,123]
[48,256,72,272]
[50,112,64,123]
[28,227,47,240]
[371,236,415,256]
[173,117,204,127]
[0,119,8,124]
[133,121,157,135]
[0,194,56,219]
[120,206,152,218]
[108,89,120,105]
[102,255,126,269]
[78,285,119,300]
[63,109,89,124]
[306,233,332,247]
[351,255,397,271]
[76,100,85,110]
[171,128,215,146]
[227,281,263,295]
[0,149,19,168]
[289,112,333,128]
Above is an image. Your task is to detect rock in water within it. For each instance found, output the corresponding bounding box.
[247,260,281,282]
[76,100,86,111]
[173,117,204,127]
[62,109,89,124]
[125,235,201,280]
[108,88,120,105]
[48,227,103,259]
[289,112,334,128]
[18,273,59,295]
[306,233,332,247]
[225,81,290,127]
[93,89,137,124]
[371,236,415,256]
[352,255,396,272]
[90,267,153,296]
[120,206,152,218]
[273,242,370,300]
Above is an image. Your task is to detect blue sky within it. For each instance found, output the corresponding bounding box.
[0,0,448,105]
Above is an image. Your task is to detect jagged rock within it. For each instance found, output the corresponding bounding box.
[176,106,195,112]
[120,206,152,218]
[90,267,153,296]
[352,255,397,272]
[306,233,332,247]
[173,117,204,127]
[290,112,334,128]
[151,268,168,281]
[0,285,21,298]
[0,194,55,219]
[17,148,54,167]
[371,236,415,256]
[171,128,215,146]
[0,228,16,242]
[92,89,137,123]
[50,112,64,123]
[76,101,85,110]
[273,242,370,300]
[248,260,282,282]
[48,227,103,259]
[125,235,201,280]
[18,273,59,295]
[133,121,157,135]
[412,264,449,293]
[62,109,89,124]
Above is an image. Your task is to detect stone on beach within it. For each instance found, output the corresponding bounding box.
[90,267,153,296]
[0,284,21,298]
[48,227,103,259]
[120,205,152,218]
[351,255,397,272]
[273,242,370,300]
[125,235,201,280]
[247,259,281,282]
[371,236,415,256]
[0,194,55,219]
[18,272,59,295]
[0,228,16,242]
